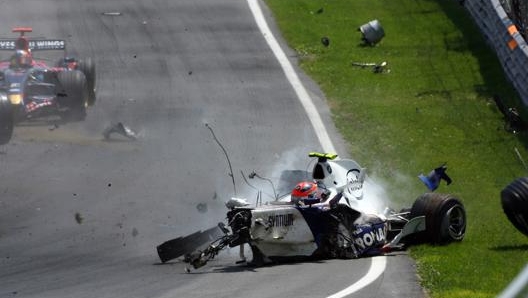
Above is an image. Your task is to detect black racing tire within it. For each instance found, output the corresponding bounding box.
[409,193,466,244]
[0,93,14,145]
[501,177,528,237]
[77,57,96,106]
[57,70,88,121]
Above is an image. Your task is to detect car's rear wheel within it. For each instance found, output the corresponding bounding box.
[77,57,96,106]
[0,92,14,145]
[501,177,528,237]
[409,193,466,244]
[57,70,88,121]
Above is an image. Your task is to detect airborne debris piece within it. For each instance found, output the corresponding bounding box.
[514,147,528,172]
[352,61,389,73]
[493,95,527,133]
[504,107,525,133]
[196,203,207,213]
[419,164,452,191]
[48,123,59,131]
[102,12,122,16]
[75,212,83,224]
[321,36,330,47]
[205,123,236,195]
[247,171,278,199]
[358,19,385,45]
[103,122,138,140]
[224,197,250,209]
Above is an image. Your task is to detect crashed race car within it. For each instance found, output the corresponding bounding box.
[157,152,466,270]
[0,27,96,145]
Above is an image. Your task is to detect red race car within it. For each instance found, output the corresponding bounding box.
[0,27,96,144]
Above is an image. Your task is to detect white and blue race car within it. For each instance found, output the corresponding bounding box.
[157,152,466,269]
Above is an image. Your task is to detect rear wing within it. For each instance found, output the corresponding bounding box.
[0,27,65,51]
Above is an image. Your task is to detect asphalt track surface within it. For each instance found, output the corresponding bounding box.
[0,0,424,297]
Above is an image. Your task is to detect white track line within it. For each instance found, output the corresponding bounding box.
[246,0,335,154]
[246,0,387,296]
[327,257,387,298]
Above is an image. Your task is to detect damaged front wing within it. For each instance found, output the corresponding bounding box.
[156,225,224,263]
[157,222,246,270]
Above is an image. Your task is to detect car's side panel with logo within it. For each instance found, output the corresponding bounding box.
[250,205,317,256]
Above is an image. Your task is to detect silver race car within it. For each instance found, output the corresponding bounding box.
[157,152,466,269]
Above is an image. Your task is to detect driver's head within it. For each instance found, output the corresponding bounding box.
[291,181,318,205]
[11,50,32,68]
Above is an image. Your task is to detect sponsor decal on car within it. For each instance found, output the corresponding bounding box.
[353,224,386,250]
[346,169,364,199]
[25,99,53,112]
[267,213,294,227]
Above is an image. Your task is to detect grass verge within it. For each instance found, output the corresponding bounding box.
[264,0,528,297]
